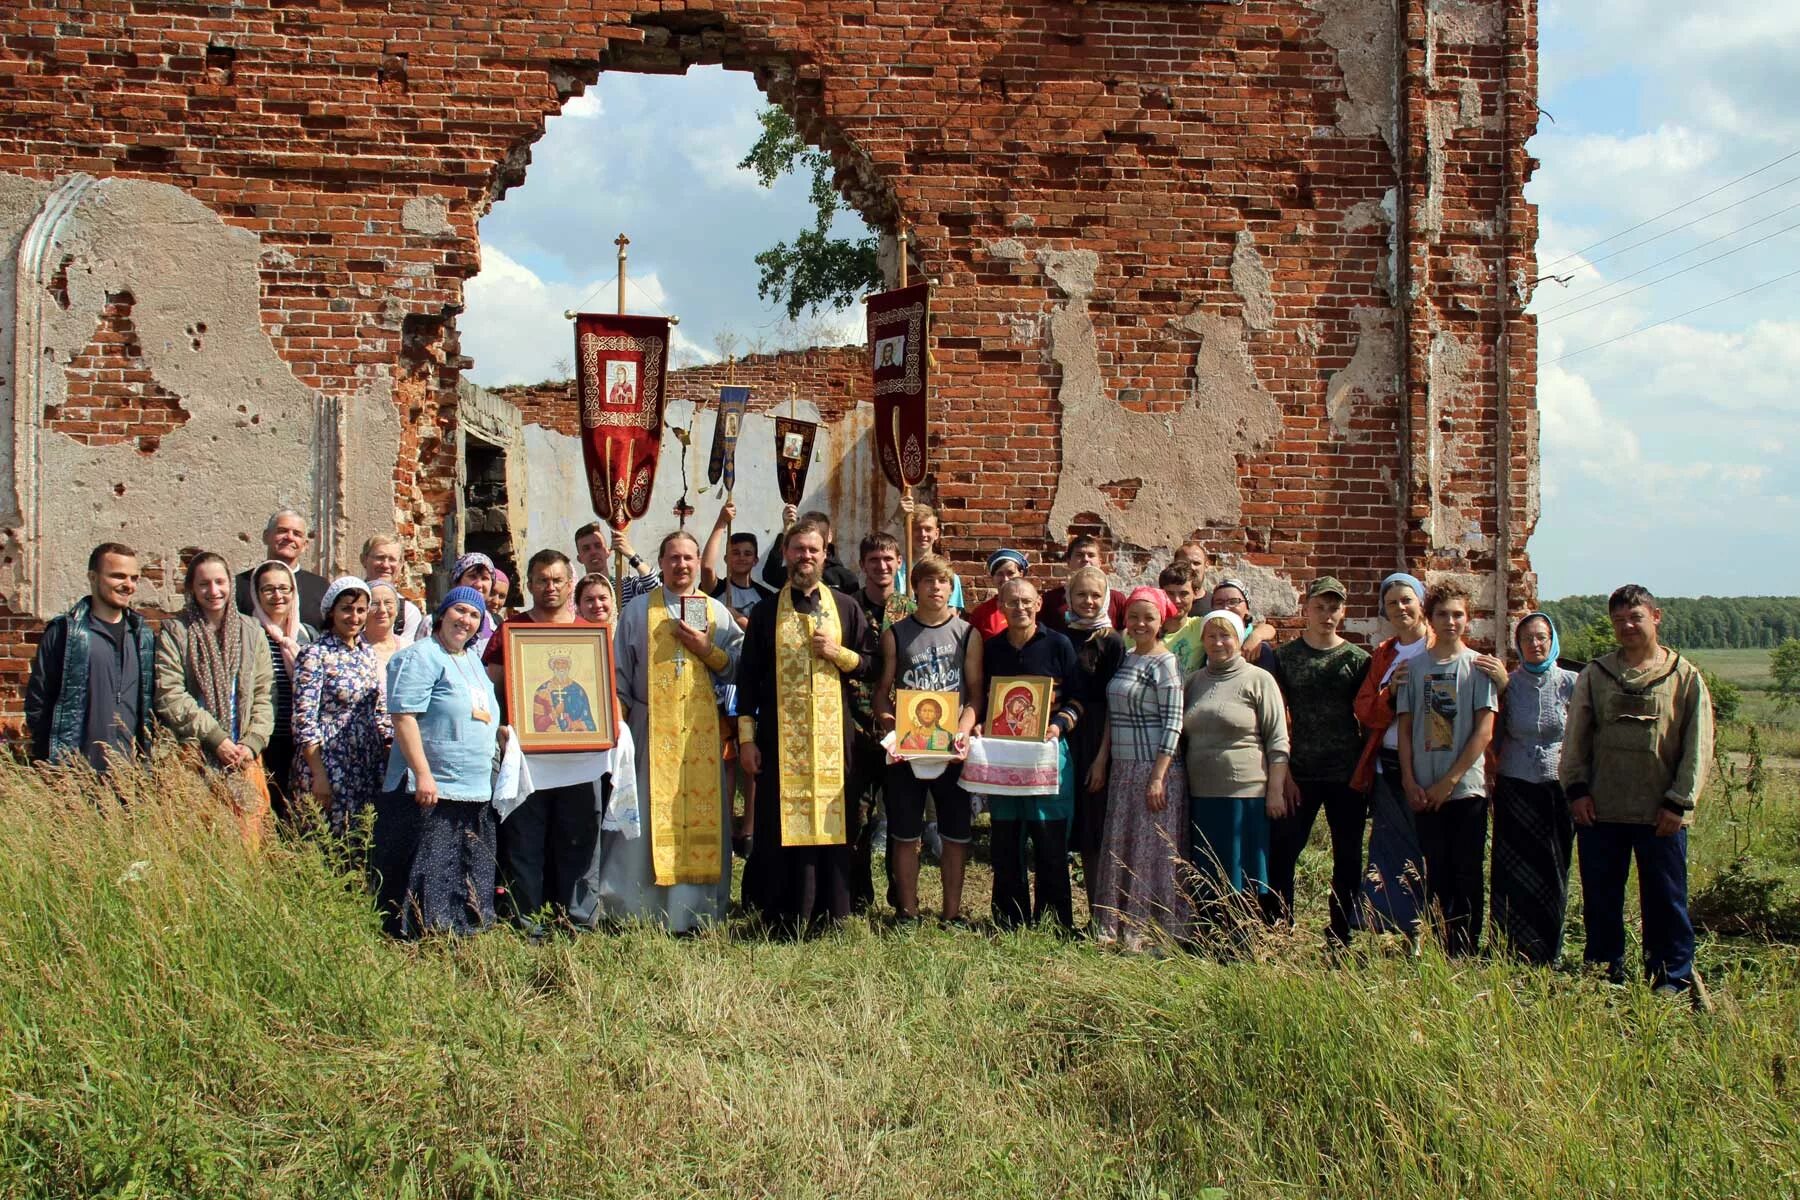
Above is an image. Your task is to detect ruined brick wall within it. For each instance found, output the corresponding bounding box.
[494,345,870,438]
[0,0,1538,727]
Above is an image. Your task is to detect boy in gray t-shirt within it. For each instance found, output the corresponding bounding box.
[1393,582,1498,956]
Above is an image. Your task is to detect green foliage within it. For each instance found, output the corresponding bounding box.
[1770,638,1800,710]
[1559,611,1619,663]
[1703,668,1743,724]
[4,751,1800,1197]
[739,106,881,320]
[1541,595,1800,651]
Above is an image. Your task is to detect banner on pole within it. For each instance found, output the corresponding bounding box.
[707,385,750,493]
[774,416,818,506]
[866,282,930,489]
[573,313,670,530]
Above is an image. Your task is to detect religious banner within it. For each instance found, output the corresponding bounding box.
[774,415,818,506]
[866,282,930,489]
[707,385,750,492]
[573,312,671,530]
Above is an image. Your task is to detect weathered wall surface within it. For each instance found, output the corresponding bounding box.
[0,0,1537,723]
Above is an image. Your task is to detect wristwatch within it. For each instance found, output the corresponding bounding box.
[628,555,644,569]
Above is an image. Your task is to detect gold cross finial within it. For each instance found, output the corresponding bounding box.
[614,233,630,251]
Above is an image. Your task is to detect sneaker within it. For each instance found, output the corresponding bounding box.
[939,915,973,931]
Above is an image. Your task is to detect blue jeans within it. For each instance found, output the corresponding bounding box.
[1576,821,1694,987]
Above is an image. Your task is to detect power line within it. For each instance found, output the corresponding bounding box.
[1543,265,1800,366]
[1538,202,1800,318]
[1562,172,1800,277]
[1540,218,1800,326]
[1540,146,1800,271]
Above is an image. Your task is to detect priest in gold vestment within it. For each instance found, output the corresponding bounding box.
[737,517,874,934]
[598,530,742,931]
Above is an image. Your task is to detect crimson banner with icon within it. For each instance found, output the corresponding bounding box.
[573,312,670,530]
[866,282,930,489]
[774,416,818,506]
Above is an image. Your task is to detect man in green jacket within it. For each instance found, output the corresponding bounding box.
[1560,584,1712,993]
[24,543,156,770]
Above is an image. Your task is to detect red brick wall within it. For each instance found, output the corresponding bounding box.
[44,290,191,453]
[0,0,1538,729]
[494,344,871,439]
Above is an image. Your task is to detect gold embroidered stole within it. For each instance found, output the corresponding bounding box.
[646,588,723,885]
[774,585,847,846]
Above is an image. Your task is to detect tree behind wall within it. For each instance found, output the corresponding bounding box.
[740,107,881,320]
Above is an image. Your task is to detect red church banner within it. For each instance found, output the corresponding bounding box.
[866,282,930,489]
[573,313,670,531]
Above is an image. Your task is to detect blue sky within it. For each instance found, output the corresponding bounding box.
[463,3,1800,600]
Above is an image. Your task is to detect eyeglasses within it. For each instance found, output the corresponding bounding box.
[257,585,294,598]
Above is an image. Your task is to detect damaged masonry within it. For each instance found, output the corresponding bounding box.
[0,0,1538,717]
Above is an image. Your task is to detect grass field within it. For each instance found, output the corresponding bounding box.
[2,749,1798,1199]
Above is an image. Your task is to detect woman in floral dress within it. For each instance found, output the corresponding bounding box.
[294,576,393,834]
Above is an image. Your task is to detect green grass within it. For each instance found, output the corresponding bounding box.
[1684,648,1780,690]
[3,750,1799,1198]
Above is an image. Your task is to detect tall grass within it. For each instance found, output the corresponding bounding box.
[2,749,1797,1198]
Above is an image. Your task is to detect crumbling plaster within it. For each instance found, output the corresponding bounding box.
[1035,244,1284,556]
[0,173,400,615]
[1313,0,1400,158]
[1324,307,1397,439]
[1231,231,1275,333]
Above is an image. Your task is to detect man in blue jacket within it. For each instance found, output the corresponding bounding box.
[25,542,157,770]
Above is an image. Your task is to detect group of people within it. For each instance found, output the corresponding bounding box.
[21,500,1712,993]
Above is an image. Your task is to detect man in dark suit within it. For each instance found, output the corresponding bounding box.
[235,507,328,631]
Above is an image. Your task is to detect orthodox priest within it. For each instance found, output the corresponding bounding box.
[600,530,743,931]
[738,516,875,935]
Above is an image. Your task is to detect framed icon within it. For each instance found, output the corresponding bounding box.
[502,622,619,753]
[894,689,960,758]
[681,595,711,633]
[986,675,1052,741]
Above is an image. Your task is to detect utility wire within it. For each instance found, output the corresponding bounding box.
[1537,198,1800,316]
[1561,172,1800,277]
[1540,146,1800,271]
[1540,217,1800,326]
[1544,265,1800,366]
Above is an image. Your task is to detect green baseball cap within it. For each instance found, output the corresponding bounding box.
[1306,576,1348,600]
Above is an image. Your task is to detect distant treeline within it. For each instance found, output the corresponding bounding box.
[1541,596,1800,650]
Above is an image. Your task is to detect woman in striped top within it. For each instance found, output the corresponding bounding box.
[1089,587,1190,950]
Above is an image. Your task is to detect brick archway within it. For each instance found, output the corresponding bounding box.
[0,0,1539,718]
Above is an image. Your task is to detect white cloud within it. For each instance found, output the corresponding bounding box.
[561,91,602,120]
[462,247,715,386]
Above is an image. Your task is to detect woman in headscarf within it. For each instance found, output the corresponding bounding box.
[1351,572,1434,943]
[362,579,406,676]
[1181,608,1290,944]
[1067,564,1126,899]
[1490,611,1579,965]
[154,551,276,844]
[373,586,503,938]
[488,568,512,621]
[294,576,393,835]
[250,557,316,813]
[1090,586,1190,950]
[442,552,499,657]
[575,571,617,628]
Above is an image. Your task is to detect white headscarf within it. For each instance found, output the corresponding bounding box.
[250,558,303,673]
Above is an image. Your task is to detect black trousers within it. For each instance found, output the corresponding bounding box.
[991,818,1073,930]
[846,735,891,913]
[1263,779,1368,945]
[497,782,599,923]
[1415,793,1488,957]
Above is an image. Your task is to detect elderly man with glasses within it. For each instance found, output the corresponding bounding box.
[235,508,329,631]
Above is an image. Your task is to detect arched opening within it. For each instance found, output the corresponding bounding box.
[442,11,915,581]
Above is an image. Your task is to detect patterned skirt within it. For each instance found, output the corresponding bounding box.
[372,788,497,939]
[1093,759,1192,947]
[1489,774,1574,965]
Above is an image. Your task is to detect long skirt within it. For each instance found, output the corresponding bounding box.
[372,788,497,939]
[1095,760,1191,947]
[1363,762,1427,935]
[1188,794,1270,896]
[1490,774,1574,965]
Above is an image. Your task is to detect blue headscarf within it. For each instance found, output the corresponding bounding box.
[1378,572,1425,605]
[1514,610,1561,675]
[986,548,1028,576]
